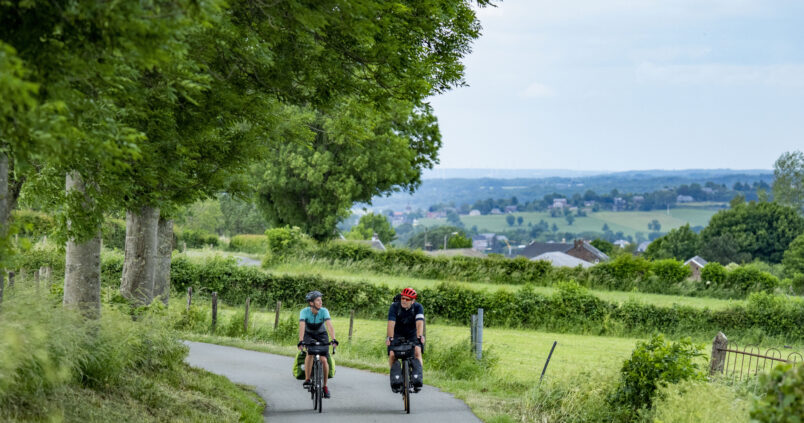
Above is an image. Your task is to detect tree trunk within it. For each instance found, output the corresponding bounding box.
[0,152,9,241]
[152,217,173,305]
[63,172,102,319]
[120,206,160,306]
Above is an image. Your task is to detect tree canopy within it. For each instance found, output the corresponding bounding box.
[699,202,804,263]
[346,213,396,244]
[773,150,804,214]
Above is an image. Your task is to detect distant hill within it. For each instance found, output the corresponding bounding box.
[368,169,773,211]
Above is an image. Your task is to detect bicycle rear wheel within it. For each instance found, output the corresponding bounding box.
[402,360,410,414]
[312,361,319,410]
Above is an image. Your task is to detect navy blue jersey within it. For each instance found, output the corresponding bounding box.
[388,302,424,340]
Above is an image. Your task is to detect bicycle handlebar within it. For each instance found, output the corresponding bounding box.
[301,341,336,354]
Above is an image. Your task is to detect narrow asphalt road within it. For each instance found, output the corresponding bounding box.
[185,341,483,423]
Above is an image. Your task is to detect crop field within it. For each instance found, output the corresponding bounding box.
[417,207,718,238]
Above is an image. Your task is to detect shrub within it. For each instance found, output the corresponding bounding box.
[726,265,779,294]
[652,259,691,284]
[101,218,127,250]
[608,334,705,416]
[228,234,268,254]
[425,337,498,380]
[701,262,727,286]
[176,229,219,248]
[650,379,750,423]
[264,226,312,263]
[10,209,54,239]
[750,363,804,422]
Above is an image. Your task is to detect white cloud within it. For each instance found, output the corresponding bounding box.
[520,82,555,98]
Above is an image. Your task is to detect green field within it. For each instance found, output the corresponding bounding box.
[266,261,743,310]
[417,207,718,238]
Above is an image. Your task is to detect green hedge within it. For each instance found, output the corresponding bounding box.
[170,256,804,342]
[176,229,219,248]
[291,242,782,299]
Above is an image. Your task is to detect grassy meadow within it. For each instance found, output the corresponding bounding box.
[265,259,743,310]
[417,207,718,238]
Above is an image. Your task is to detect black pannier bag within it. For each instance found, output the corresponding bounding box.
[307,345,329,356]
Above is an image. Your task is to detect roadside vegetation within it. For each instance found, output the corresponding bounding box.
[0,283,263,422]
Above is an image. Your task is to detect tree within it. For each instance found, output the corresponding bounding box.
[565,215,575,226]
[591,238,614,255]
[551,223,558,233]
[699,202,804,263]
[447,233,472,249]
[782,233,804,275]
[773,150,804,214]
[506,215,515,226]
[644,224,699,261]
[346,213,396,244]
[648,219,662,232]
[253,0,490,240]
[446,210,464,228]
[602,223,610,232]
[517,216,524,226]
[2,0,191,317]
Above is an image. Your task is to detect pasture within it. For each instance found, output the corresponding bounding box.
[417,207,718,238]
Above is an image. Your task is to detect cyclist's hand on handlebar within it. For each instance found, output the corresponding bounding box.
[331,339,339,347]
[297,340,304,351]
[418,335,425,345]
[386,336,392,346]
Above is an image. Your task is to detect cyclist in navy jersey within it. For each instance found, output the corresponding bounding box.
[386,287,424,392]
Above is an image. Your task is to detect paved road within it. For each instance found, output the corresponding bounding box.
[185,341,482,423]
[235,256,262,267]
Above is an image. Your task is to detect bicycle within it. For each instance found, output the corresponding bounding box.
[390,338,421,414]
[302,341,334,413]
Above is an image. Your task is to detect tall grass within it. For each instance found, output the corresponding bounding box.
[0,284,263,422]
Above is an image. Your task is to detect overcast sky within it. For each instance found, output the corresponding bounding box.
[428,0,804,171]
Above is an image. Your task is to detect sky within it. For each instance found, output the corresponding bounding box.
[428,0,804,171]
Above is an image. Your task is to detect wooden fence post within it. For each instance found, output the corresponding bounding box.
[475,308,484,360]
[211,292,218,332]
[186,287,193,312]
[244,297,251,334]
[0,271,4,306]
[348,310,355,341]
[709,332,728,376]
[8,271,14,289]
[274,301,281,329]
[34,269,40,290]
[470,314,477,353]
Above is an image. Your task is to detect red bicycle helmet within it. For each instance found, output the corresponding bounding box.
[400,287,417,299]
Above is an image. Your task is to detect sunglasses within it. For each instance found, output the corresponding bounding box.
[400,296,414,301]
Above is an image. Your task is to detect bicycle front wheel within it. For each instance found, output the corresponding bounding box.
[316,360,323,413]
[402,360,410,414]
[312,361,319,410]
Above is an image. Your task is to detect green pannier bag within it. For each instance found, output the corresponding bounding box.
[292,350,336,379]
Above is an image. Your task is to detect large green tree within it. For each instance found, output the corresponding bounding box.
[255,100,441,240]
[699,202,804,264]
[644,224,699,261]
[346,213,396,244]
[773,150,804,214]
[254,0,489,240]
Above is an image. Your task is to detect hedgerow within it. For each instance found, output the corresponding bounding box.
[170,256,804,342]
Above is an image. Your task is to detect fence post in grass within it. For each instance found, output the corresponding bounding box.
[187,287,193,312]
[34,268,40,290]
[244,297,251,334]
[470,314,477,355]
[274,301,281,329]
[538,341,558,388]
[475,308,484,360]
[709,332,728,376]
[7,271,14,289]
[211,292,218,332]
[348,309,355,341]
[0,271,4,306]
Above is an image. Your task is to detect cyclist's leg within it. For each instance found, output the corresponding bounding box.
[304,353,313,381]
[320,355,329,386]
